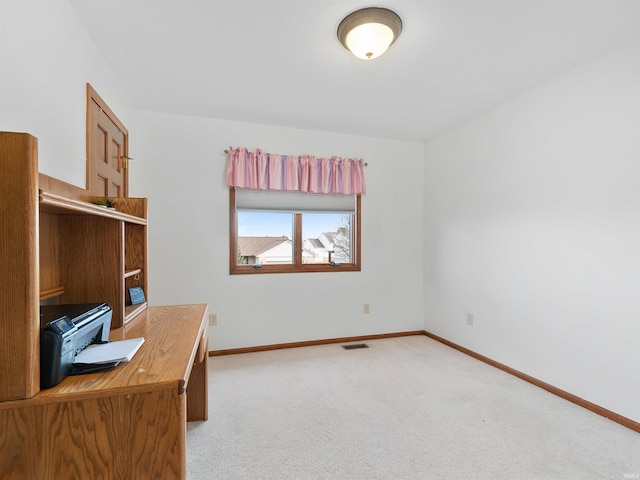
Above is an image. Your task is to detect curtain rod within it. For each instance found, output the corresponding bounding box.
[224,149,368,166]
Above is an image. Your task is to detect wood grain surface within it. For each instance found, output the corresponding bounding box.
[0,132,40,401]
[0,304,208,479]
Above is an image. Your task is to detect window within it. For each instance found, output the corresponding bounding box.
[230,188,361,274]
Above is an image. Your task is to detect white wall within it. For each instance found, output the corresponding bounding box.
[5,0,636,425]
[0,0,131,188]
[0,0,424,353]
[423,39,640,422]
[130,110,425,351]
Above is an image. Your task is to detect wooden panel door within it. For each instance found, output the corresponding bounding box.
[87,84,129,197]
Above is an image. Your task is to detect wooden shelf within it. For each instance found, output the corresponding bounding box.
[124,268,142,279]
[38,183,148,329]
[39,191,147,225]
[1,132,149,399]
[40,286,65,301]
[124,302,148,324]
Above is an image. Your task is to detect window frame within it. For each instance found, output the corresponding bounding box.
[229,188,361,274]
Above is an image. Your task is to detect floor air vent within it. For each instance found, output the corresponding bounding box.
[342,343,369,350]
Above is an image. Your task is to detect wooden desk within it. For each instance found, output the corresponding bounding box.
[0,304,209,480]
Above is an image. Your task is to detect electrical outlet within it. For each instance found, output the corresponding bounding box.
[363,303,371,314]
[466,313,474,326]
[209,313,218,326]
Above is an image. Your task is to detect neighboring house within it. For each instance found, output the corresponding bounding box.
[238,236,317,265]
[240,229,351,265]
[302,237,330,263]
[238,236,292,265]
[302,229,351,264]
[318,232,335,250]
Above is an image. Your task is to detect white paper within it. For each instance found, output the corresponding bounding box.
[73,337,145,364]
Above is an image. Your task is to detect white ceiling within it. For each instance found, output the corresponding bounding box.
[69,0,640,142]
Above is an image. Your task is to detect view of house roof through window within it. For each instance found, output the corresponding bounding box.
[237,212,352,266]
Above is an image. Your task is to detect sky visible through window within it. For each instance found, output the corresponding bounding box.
[238,212,345,239]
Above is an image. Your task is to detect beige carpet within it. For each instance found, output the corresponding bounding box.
[187,335,640,479]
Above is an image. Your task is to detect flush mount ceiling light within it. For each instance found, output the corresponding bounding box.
[337,7,402,60]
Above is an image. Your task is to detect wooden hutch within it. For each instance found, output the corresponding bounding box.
[0,132,208,479]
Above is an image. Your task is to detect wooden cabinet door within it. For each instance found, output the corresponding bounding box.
[86,83,128,197]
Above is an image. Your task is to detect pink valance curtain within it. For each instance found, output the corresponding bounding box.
[226,147,367,195]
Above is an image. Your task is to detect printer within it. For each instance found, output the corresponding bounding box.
[40,303,113,388]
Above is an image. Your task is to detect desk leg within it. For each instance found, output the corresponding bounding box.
[187,353,209,421]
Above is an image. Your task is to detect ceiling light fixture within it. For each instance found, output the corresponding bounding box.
[337,7,402,60]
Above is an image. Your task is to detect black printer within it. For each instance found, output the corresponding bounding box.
[40,303,113,388]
